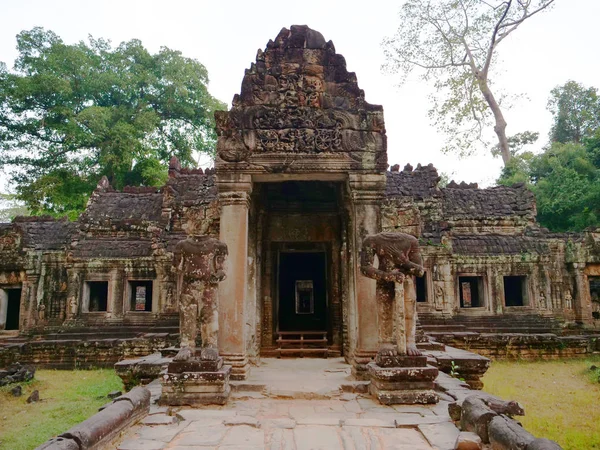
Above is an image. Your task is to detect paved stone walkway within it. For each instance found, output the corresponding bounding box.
[113,394,459,449]
[110,358,470,450]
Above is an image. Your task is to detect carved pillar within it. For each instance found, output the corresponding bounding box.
[217,173,252,380]
[349,173,386,379]
[573,263,593,325]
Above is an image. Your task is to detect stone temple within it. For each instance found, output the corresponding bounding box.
[1,25,600,377]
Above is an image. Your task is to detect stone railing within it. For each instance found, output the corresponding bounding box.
[35,386,150,450]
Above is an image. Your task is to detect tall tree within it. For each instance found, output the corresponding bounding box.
[499,141,600,231]
[383,0,554,165]
[547,80,600,144]
[0,28,225,219]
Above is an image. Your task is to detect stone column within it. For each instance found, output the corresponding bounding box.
[217,173,252,380]
[349,173,386,379]
[0,289,7,330]
[573,263,593,325]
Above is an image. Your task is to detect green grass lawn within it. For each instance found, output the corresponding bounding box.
[0,369,123,450]
[482,356,600,450]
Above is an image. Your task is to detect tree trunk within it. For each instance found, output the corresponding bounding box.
[478,77,511,166]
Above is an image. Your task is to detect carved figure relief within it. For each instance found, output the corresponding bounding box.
[564,290,573,310]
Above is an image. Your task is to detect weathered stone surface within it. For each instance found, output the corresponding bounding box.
[367,363,439,382]
[454,431,483,450]
[224,416,261,428]
[34,436,80,450]
[141,414,178,425]
[526,438,563,450]
[371,387,439,405]
[488,415,534,450]
[160,365,232,406]
[459,395,497,443]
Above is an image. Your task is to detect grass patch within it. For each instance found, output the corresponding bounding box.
[482,356,600,450]
[0,369,123,450]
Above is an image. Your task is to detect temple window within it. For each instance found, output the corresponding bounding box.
[504,276,528,307]
[84,281,108,312]
[129,280,153,312]
[458,276,484,308]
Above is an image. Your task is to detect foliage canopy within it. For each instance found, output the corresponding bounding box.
[0,28,225,219]
[499,81,600,232]
[383,0,554,165]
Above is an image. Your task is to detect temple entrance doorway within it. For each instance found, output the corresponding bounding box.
[278,251,327,332]
[0,288,21,331]
[255,180,348,358]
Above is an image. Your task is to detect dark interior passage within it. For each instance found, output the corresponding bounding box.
[416,274,427,303]
[6,288,21,330]
[88,281,108,312]
[504,276,527,306]
[278,252,327,332]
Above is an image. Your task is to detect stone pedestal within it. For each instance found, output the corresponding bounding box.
[368,355,438,405]
[160,357,232,406]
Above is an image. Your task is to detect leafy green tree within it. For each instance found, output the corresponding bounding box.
[0,28,225,219]
[383,0,554,165]
[547,80,600,144]
[499,142,600,231]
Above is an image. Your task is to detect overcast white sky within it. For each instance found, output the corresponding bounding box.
[1,0,599,187]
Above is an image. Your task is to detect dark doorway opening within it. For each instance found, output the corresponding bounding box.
[87,281,108,312]
[504,276,528,306]
[459,276,484,308]
[416,273,427,303]
[590,276,600,319]
[129,280,153,312]
[278,252,327,332]
[5,289,21,330]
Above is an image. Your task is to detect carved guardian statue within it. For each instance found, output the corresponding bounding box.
[360,232,425,357]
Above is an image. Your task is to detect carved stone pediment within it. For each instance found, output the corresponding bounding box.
[215,25,387,173]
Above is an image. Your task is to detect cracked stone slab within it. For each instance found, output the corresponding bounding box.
[117,438,166,450]
[263,418,296,429]
[141,414,178,425]
[221,425,265,446]
[224,415,261,428]
[344,418,396,428]
[419,422,461,450]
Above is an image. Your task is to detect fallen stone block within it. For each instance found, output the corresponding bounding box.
[488,415,534,450]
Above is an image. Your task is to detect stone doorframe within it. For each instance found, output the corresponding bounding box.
[215,172,386,380]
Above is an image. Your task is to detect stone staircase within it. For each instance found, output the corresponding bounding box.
[419,313,564,335]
